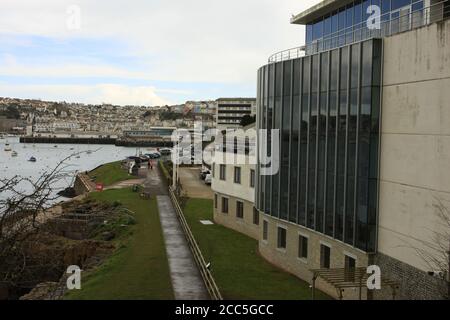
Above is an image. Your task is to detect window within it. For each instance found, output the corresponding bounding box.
[298,235,309,260]
[345,255,357,281]
[220,164,226,181]
[320,245,331,269]
[222,197,229,214]
[250,169,255,188]
[263,220,269,241]
[234,167,241,184]
[214,194,218,209]
[236,201,244,219]
[277,227,287,250]
[253,207,260,225]
[345,255,356,270]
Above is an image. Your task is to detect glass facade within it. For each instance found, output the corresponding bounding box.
[256,39,382,252]
[305,0,425,53]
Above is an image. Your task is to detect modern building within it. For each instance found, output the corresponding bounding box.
[213,0,450,300]
[216,98,257,130]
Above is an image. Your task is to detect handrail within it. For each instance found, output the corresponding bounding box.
[269,0,449,63]
[168,186,223,300]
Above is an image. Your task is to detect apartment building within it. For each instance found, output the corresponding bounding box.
[211,125,259,239]
[216,98,257,130]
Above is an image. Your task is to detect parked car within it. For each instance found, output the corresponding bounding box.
[145,152,161,159]
[159,148,172,156]
[200,169,211,180]
[204,174,212,185]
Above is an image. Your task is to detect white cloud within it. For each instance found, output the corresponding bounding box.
[0,0,319,82]
[0,83,173,106]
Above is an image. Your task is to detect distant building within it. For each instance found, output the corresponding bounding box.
[216,98,256,130]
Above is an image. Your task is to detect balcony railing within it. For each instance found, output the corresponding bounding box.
[268,0,449,63]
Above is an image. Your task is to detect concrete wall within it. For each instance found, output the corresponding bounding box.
[379,19,450,289]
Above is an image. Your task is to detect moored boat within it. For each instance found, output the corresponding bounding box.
[28,156,37,162]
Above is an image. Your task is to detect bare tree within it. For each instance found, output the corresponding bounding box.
[413,197,450,299]
[0,155,77,289]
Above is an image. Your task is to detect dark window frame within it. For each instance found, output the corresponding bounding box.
[277,226,287,250]
[220,164,226,181]
[298,235,309,260]
[236,201,244,219]
[234,166,242,184]
[221,197,229,214]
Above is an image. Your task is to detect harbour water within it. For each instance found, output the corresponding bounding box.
[0,137,151,202]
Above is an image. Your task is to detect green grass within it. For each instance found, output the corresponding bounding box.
[88,161,133,187]
[65,188,173,300]
[183,198,331,300]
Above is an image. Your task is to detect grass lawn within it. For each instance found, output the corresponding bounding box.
[88,161,133,187]
[65,188,173,300]
[183,198,331,300]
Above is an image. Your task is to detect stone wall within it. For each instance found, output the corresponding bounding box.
[213,192,259,240]
[258,213,371,300]
[73,173,95,196]
[373,253,448,300]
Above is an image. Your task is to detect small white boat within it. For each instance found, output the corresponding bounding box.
[11,151,18,157]
[4,143,12,152]
[28,156,37,162]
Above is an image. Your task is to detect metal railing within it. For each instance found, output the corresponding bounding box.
[168,186,223,300]
[269,0,449,63]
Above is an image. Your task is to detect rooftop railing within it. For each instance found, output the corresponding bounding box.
[268,0,449,63]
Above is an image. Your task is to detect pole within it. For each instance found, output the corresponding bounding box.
[172,144,177,189]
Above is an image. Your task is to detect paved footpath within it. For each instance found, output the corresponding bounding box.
[145,167,208,300]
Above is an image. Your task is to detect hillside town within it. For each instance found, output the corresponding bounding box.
[0,97,219,137]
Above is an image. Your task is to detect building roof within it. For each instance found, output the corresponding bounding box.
[216,98,256,102]
[291,0,354,25]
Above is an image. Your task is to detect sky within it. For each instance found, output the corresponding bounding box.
[0,0,320,107]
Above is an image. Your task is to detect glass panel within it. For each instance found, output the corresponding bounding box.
[308,91,317,229]
[271,95,281,216]
[293,59,301,96]
[362,41,373,87]
[280,94,290,221]
[367,178,378,252]
[392,0,411,11]
[299,57,310,226]
[341,47,349,90]
[290,94,300,223]
[345,88,358,245]
[346,5,354,44]
[326,89,337,237]
[284,61,292,97]
[354,2,363,41]
[265,64,274,213]
[336,87,348,241]
[351,43,360,89]
[313,19,324,40]
[307,24,313,44]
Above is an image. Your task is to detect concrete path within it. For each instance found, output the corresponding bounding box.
[157,195,209,300]
[179,167,213,199]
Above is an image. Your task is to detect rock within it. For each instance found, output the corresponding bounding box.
[101,231,115,241]
[20,282,59,300]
